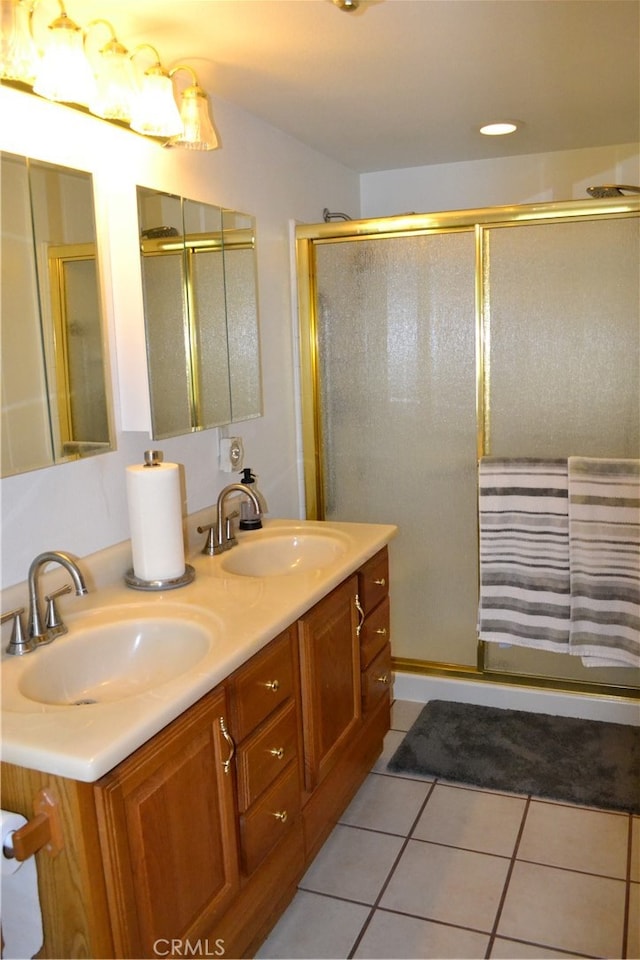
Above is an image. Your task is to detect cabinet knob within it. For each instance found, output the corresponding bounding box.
[375,627,387,636]
[269,747,285,760]
[263,679,280,692]
[373,577,386,587]
[375,673,391,685]
[272,810,288,823]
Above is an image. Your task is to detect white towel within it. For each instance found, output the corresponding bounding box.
[477,458,571,653]
[568,457,640,669]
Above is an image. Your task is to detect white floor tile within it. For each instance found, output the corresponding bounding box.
[300,823,404,904]
[498,860,626,958]
[517,799,629,878]
[413,782,526,857]
[353,909,490,959]
[339,772,432,835]
[391,699,424,731]
[380,839,510,932]
[490,936,590,958]
[255,889,370,959]
[631,816,640,883]
[627,881,640,960]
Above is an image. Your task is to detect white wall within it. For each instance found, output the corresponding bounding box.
[0,86,359,588]
[360,143,640,216]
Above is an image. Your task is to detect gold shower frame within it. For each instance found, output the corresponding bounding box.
[296,196,640,700]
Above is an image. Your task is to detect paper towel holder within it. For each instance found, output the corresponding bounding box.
[125,448,195,590]
[124,564,196,591]
[3,789,63,862]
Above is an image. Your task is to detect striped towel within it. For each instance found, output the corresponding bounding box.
[568,458,640,669]
[477,458,571,652]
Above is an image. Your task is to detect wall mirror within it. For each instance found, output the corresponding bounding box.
[1,153,113,478]
[137,187,262,440]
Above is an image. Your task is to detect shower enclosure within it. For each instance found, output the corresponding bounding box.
[296,198,640,697]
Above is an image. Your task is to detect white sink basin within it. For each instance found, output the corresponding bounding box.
[18,615,212,706]
[221,531,348,577]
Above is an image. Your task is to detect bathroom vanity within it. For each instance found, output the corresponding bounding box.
[1,520,395,959]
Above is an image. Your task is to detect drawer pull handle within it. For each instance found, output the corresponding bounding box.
[375,673,391,685]
[373,577,386,587]
[219,716,236,775]
[272,810,288,823]
[354,594,365,636]
[376,627,387,636]
[263,679,280,692]
[269,747,285,760]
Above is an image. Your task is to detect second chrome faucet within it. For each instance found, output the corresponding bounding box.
[198,483,262,556]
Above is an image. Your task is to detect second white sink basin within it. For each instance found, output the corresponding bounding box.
[221,531,348,577]
[18,615,212,706]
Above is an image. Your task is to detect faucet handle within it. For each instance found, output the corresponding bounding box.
[44,584,72,639]
[197,522,220,556]
[1,608,34,656]
[224,510,239,550]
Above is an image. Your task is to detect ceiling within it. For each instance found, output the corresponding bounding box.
[70,0,639,173]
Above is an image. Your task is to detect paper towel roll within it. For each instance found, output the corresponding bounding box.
[126,460,186,582]
[1,809,44,960]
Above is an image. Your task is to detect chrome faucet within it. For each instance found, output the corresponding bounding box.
[217,482,262,552]
[26,551,88,646]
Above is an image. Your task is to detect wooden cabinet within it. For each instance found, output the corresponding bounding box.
[0,547,392,960]
[228,626,303,877]
[357,548,392,712]
[94,686,239,959]
[298,575,361,793]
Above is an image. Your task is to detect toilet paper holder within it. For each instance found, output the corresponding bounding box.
[3,789,63,862]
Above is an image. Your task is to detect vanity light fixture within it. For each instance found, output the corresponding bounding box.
[31,0,96,106]
[1,0,221,150]
[166,65,218,151]
[0,0,38,84]
[129,44,182,138]
[85,19,136,122]
[480,121,519,136]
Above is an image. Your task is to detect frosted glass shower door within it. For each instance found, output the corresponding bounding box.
[484,215,640,687]
[314,232,479,667]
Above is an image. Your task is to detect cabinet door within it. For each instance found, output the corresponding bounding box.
[94,687,239,958]
[298,575,361,792]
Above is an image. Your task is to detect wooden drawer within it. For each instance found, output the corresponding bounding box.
[360,595,390,670]
[357,548,389,615]
[230,628,295,740]
[236,701,299,813]
[239,761,301,876]
[362,643,392,713]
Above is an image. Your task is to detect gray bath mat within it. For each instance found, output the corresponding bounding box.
[388,700,640,813]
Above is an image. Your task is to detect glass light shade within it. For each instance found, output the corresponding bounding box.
[166,84,218,150]
[32,15,96,106]
[1,0,39,83]
[89,40,136,121]
[130,70,182,137]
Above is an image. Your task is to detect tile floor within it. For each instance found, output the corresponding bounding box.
[256,700,640,960]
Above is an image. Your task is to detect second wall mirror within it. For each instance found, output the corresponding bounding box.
[137,187,262,440]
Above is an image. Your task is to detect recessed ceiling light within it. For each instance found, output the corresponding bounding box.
[480,122,518,136]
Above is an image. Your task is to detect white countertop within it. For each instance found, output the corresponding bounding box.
[1,518,396,782]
